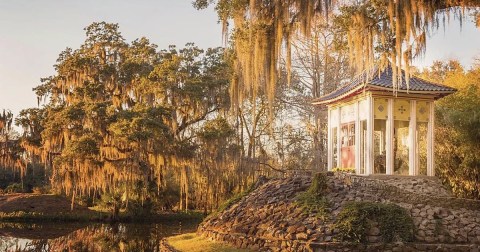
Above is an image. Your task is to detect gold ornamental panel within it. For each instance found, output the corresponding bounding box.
[374,98,388,119]
[394,99,410,121]
[416,101,430,122]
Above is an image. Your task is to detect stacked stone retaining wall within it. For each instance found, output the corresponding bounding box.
[198,173,480,251]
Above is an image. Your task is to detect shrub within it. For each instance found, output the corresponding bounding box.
[436,84,480,199]
[307,172,329,196]
[334,202,414,244]
[126,199,154,217]
[76,194,94,207]
[5,183,24,193]
[32,186,50,194]
[332,167,356,174]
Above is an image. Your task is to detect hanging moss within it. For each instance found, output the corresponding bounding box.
[194,0,475,111]
[334,201,414,244]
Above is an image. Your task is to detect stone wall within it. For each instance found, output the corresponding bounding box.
[334,173,480,245]
[198,173,480,251]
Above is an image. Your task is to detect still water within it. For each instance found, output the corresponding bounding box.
[0,221,198,252]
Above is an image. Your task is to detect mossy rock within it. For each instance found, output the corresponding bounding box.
[334,201,414,244]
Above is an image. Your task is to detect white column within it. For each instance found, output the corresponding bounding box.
[366,95,374,175]
[336,108,342,168]
[386,98,394,175]
[427,101,435,176]
[327,107,333,171]
[355,101,361,174]
[337,107,342,168]
[409,100,417,175]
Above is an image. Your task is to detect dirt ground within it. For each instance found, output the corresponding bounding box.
[0,193,93,215]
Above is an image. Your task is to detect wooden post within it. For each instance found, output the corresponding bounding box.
[409,100,417,175]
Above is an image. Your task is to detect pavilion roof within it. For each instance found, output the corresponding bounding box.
[313,66,457,105]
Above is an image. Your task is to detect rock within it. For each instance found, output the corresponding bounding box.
[296,232,308,240]
[285,233,295,240]
[424,236,435,243]
[286,226,297,234]
[369,227,380,236]
[325,228,332,236]
[417,230,425,238]
[296,226,306,232]
[368,236,380,243]
[426,207,434,213]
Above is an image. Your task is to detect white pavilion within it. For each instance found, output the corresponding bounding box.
[313,66,456,176]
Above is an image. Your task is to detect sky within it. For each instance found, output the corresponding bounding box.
[413,11,480,68]
[0,1,479,118]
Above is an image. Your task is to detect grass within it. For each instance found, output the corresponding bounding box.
[167,233,251,252]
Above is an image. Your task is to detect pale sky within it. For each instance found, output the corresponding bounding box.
[0,1,479,117]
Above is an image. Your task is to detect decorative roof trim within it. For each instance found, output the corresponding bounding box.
[312,85,366,105]
[312,66,457,105]
[313,84,456,105]
[367,85,456,95]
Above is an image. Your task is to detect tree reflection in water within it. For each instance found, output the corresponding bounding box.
[0,221,197,252]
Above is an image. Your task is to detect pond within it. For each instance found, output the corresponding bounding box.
[0,221,199,251]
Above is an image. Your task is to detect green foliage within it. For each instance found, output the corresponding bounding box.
[295,173,330,219]
[66,134,100,158]
[334,202,414,244]
[108,105,171,144]
[332,167,356,173]
[422,60,480,199]
[307,173,329,196]
[295,191,330,219]
[5,183,25,193]
[437,84,480,143]
[198,118,234,142]
[125,199,154,218]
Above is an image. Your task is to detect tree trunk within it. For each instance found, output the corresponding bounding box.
[70,189,76,211]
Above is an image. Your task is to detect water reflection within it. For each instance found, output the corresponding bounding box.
[0,221,198,252]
